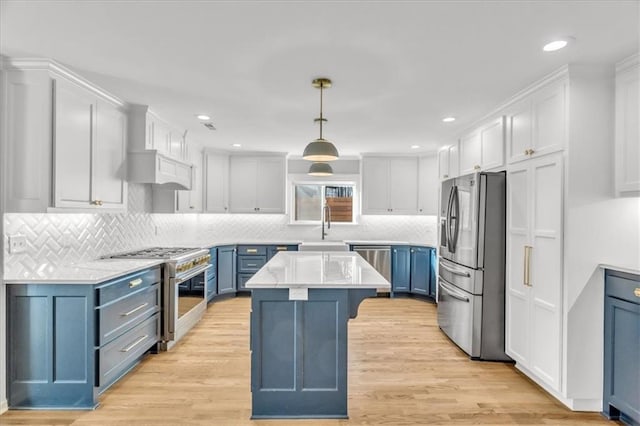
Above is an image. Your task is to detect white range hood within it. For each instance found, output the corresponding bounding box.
[127,150,193,190]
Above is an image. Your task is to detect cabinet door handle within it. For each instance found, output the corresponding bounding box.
[129,278,143,288]
[474,165,481,170]
[634,288,640,298]
[120,335,148,353]
[246,248,258,254]
[524,246,532,286]
[247,263,257,267]
[276,246,287,251]
[122,302,149,317]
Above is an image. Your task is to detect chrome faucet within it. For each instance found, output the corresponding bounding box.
[322,202,331,240]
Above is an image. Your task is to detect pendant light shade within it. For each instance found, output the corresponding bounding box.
[303,77,339,162]
[303,138,339,162]
[308,162,333,176]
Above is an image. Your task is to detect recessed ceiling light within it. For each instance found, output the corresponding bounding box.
[231,143,241,148]
[543,37,574,52]
[411,145,420,149]
[442,117,456,123]
[196,114,211,121]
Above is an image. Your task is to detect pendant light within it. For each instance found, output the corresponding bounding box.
[308,162,334,176]
[303,78,339,164]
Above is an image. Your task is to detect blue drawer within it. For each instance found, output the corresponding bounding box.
[96,267,161,306]
[238,255,266,273]
[238,273,254,292]
[606,270,640,304]
[238,245,267,256]
[97,313,159,390]
[97,283,160,346]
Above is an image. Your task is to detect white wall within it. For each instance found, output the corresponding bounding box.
[563,65,640,407]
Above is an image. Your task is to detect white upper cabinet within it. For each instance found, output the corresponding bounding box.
[362,156,418,215]
[2,59,127,212]
[229,155,285,213]
[615,54,640,195]
[418,155,438,215]
[506,79,567,164]
[437,143,459,180]
[152,147,203,213]
[460,117,505,175]
[204,151,229,213]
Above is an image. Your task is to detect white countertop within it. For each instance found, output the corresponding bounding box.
[246,252,391,290]
[4,258,165,284]
[600,263,640,276]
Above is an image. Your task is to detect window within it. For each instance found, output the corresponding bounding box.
[293,183,356,224]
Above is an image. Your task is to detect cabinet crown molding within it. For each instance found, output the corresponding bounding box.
[2,57,126,108]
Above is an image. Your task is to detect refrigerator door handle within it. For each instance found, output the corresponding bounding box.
[439,260,471,277]
[439,279,470,302]
[449,185,460,253]
[446,185,455,252]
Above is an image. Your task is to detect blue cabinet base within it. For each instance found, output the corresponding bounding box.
[250,288,375,419]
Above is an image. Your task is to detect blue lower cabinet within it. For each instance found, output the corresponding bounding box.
[391,246,410,294]
[267,244,298,261]
[238,273,254,292]
[217,245,237,294]
[410,247,430,296]
[207,247,218,302]
[250,287,375,418]
[7,266,161,409]
[603,269,640,425]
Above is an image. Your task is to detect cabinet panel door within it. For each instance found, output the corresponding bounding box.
[205,153,229,212]
[229,157,257,212]
[362,157,390,213]
[418,155,438,215]
[459,132,481,175]
[615,64,640,194]
[529,153,563,391]
[217,246,237,294]
[256,157,285,213]
[93,100,126,208]
[533,82,566,157]
[505,163,531,365]
[53,78,93,207]
[448,143,459,178]
[391,246,410,293]
[480,117,504,170]
[507,99,532,164]
[410,248,429,295]
[389,157,418,214]
[151,119,171,154]
[438,148,450,180]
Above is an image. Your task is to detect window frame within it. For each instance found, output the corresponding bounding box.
[288,174,360,226]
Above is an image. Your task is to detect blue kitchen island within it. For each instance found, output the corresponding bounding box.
[246,251,390,419]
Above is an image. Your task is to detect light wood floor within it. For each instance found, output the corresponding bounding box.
[1,296,618,425]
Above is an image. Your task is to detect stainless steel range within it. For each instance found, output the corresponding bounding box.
[109,247,211,350]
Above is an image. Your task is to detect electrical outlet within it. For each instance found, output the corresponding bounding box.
[9,234,27,253]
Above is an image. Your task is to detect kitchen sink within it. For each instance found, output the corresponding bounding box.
[298,241,348,251]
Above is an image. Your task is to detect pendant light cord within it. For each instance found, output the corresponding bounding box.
[319,82,324,140]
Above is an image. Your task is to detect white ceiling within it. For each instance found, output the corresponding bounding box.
[1,1,638,156]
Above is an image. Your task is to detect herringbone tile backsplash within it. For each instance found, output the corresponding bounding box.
[4,184,437,277]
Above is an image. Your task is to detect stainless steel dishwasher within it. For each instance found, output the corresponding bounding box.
[352,245,391,292]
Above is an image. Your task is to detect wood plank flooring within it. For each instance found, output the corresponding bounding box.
[1,296,618,425]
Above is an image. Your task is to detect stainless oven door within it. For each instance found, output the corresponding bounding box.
[163,264,211,343]
[437,276,482,358]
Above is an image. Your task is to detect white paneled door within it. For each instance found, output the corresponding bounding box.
[506,152,563,393]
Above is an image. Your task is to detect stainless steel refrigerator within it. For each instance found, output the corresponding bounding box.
[437,171,510,361]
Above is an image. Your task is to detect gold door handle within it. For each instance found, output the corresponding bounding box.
[474,165,481,170]
[524,149,529,155]
[276,246,287,251]
[634,288,640,297]
[529,149,535,155]
[523,246,532,286]
[246,248,258,254]
[129,278,143,288]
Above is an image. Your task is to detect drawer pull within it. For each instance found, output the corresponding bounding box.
[122,302,149,317]
[246,248,258,254]
[276,246,287,250]
[129,278,143,288]
[635,288,640,298]
[120,335,149,353]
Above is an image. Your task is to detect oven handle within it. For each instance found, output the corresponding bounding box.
[176,263,212,284]
[439,279,470,303]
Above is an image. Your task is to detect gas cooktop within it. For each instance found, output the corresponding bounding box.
[110,247,202,259]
